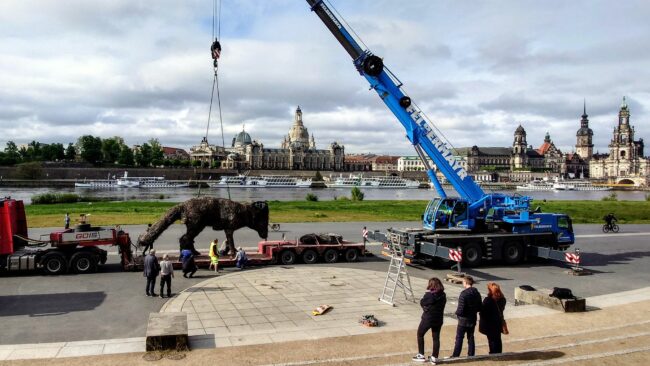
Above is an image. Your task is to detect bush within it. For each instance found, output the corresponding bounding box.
[601,192,618,201]
[313,212,327,218]
[646,193,650,202]
[351,186,364,201]
[32,193,80,204]
[305,193,319,202]
[335,196,350,201]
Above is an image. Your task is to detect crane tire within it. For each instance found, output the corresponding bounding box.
[363,55,384,77]
[344,248,359,262]
[41,252,68,275]
[302,249,319,264]
[462,243,483,268]
[323,249,339,263]
[280,250,296,265]
[502,241,524,265]
[70,251,98,274]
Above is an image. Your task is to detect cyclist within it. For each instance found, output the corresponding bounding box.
[603,213,617,230]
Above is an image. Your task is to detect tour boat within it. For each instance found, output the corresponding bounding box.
[325,175,420,189]
[209,175,312,188]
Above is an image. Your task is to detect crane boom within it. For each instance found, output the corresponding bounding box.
[307,0,484,201]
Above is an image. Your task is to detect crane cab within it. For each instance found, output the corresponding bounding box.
[423,197,473,231]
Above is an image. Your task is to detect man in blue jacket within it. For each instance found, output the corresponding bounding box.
[143,250,160,297]
[451,275,482,357]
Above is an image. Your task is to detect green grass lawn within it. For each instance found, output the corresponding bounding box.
[23,199,650,228]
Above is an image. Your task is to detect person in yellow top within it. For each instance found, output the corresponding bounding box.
[208,238,219,273]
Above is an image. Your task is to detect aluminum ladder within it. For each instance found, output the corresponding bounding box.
[379,239,415,306]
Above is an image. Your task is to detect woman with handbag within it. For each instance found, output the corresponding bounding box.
[479,282,507,354]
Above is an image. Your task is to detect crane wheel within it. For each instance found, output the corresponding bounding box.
[363,55,384,77]
[41,252,68,275]
[399,96,412,108]
[461,243,482,268]
[302,249,318,264]
[502,241,524,265]
[280,250,296,265]
[323,249,338,263]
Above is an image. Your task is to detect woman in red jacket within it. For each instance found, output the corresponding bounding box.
[479,282,507,354]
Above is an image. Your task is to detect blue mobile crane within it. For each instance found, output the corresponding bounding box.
[306,0,575,267]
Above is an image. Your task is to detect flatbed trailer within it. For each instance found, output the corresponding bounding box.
[371,227,572,268]
[126,233,368,270]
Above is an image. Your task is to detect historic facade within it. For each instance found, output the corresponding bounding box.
[191,107,344,171]
[589,98,649,185]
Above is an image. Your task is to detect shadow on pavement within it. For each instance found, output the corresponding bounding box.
[582,251,650,267]
[444,350,565,363]
[0,292,106,317]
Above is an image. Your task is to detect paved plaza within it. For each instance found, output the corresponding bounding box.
[160,266,459,347]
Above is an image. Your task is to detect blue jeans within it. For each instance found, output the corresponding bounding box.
[452,325,476,357]
[236,258,247,269]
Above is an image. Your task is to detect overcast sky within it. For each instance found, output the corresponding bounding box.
[1,0,649,156]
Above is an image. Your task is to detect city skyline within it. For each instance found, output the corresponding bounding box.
[1,1,649,156]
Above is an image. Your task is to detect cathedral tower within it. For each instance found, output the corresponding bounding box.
[511,125,528,169]
[575,100,594,160]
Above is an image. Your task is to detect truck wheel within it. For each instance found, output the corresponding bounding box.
[462,243,482,267]
[280,250,296,265]
[502,241,524,265]
[344,248,359,262]
[323,249,338,263]
[70,252,98,274]
[41,253,68,275]
[302,250,318,264]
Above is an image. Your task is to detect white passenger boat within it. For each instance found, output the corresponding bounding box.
[326,175,420,189]
[209,175,312,188]
[115,172,190,188]
[564,180,612,191]
[515,180,555,191]
[74,179,116,188]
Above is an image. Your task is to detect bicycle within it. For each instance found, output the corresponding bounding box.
[269,223,281,232]
[602,223,619,233]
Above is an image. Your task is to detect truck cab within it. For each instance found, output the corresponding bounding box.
[423,197,472,231]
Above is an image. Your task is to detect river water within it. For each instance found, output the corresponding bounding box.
[2,186,647,204]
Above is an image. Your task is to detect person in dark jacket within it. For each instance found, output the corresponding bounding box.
[412,277,446,364]
[479,282,507,354]
[180,249,197,278]
[143,250,160,297]
[451,275,482,358]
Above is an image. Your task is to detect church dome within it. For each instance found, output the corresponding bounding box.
[515,125,526,135]
[233,130,252,147]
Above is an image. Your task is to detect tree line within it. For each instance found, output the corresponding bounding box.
[0,135,194,168]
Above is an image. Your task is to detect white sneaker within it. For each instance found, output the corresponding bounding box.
[412,354,426,362]
[428,355,437,364]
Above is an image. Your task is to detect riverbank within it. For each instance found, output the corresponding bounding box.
[23,200,650,227]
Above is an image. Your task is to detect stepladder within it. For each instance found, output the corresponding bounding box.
[379,238,415,306]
